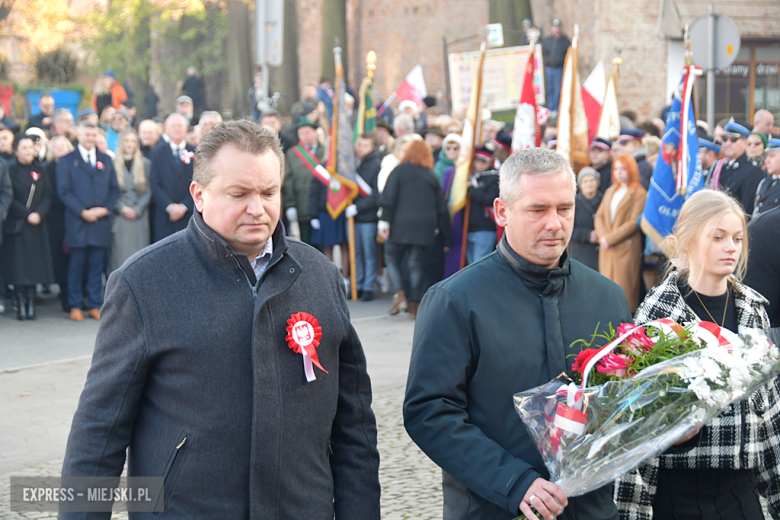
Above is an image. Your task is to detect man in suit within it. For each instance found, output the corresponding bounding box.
[60,121,380,519]
[150,113,195,242]
[56,122,121,321]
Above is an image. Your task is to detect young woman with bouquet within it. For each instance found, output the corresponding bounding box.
[615,189,780,520]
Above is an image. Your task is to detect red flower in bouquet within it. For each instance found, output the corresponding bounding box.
[596,353,635,378]
[617,323,655,353]
[572,348,604,376]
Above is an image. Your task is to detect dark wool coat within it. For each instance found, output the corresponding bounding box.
[56,149,121,249]
[353,151,381,224]
[379,162,451,247]
[467,170,499,233]
[60,213,380,520]
[149,141,196,242]
[745,206,780,327]
[570,191,603,272]
[0,159,13,247]
[615,271,780,520]
[3,160,54,285]
[404,237,632,520]
[719,153,766,216]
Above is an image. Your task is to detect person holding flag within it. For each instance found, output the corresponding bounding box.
[283,118,326,245]
[639,36,704,261]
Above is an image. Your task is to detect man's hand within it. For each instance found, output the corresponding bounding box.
[589,230,598,244]
[519,478,567,520]
[599,237,609,250]
[168,204,186,222]
[121,206,139,220]
[27,212,41,226]
[93,207,110,219]
[80,208,98,223]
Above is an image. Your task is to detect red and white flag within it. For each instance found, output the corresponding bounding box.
[581,60,605,143]
[394,65,427,107]
[512,53,541,152]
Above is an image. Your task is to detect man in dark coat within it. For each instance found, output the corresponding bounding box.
[27,92,55,132]
[542,20,570,113]
[149,114,195,242]
[0,157,12,314]
[60,121,380,520]
[181,66,205,117]
[752,137,780,216]
[56,122,121,321]
[588,137,613,194]
[714,118,766,215]
[352,132,382,301]
[404,148,632,520]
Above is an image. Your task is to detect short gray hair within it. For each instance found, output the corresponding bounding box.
[200,111,223,123]
[499,148,576,206]
[53,108,73,122]
[393,114,415,135]
[194,119,283,187]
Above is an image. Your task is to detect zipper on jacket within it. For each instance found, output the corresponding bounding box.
[230,254,258,300]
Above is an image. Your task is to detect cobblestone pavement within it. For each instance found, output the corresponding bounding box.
[0,383,442,519]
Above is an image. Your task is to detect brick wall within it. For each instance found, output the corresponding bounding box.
[530,0,669,118]
[298,0,669,118]
[298,0,488,112]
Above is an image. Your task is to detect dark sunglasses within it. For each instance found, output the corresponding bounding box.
[723,135,742,143]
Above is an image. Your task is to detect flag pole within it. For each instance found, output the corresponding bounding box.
[612,53,622,96]
[332,43,358,301]
[569,24,579,168]
[459,42,487,270]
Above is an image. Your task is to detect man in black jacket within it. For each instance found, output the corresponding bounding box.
[60,121,380,519]
[542,20,570,114]
[588,137,613,194]
[404,148,631,520]
[352,133,381,301]
[467,146,500,264]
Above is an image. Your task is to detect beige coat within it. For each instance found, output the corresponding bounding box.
[594,184,647,312]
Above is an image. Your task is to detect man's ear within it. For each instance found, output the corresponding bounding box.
[190,181,205,213]
[494,197,509,228]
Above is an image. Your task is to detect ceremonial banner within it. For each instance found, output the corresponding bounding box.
[444,44,485,277]
[354,77,376,142]
[534,43,546,106]
[581,60,605,143]
[596,73,621,141]
[640,64,704,249]
[325,73,359,219]
[512,52,541,152]
[556,31,589,170]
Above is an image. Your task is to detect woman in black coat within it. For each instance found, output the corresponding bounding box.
[3,135,54,320]
[378,140,451,319]
[569,167,603,271]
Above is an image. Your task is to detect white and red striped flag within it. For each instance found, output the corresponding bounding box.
[581,60,605,143]
[511,52,541,152]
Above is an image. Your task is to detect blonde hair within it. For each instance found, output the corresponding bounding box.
[663,189,748,282]
[47,135,74,162]
[393,133,423,161]
[114,129,147,192]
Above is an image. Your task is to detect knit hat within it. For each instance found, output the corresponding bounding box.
[750,131,768,148]
[577,166,600,189]
[442,134,462,149]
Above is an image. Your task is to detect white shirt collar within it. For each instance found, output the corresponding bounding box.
[250,239,274,280]
[78,144,96,165]
[170,140,186,153]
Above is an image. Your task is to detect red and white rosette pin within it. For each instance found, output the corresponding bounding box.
[286,312,327,382]
[30,171,41,181]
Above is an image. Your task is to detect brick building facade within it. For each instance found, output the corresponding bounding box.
[294,0,779,121]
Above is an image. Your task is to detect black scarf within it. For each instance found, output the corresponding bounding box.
[497,236,571,378]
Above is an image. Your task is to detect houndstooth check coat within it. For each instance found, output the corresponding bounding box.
[614,270,780,520]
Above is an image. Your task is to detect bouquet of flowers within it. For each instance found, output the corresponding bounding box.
[511,319,780,519]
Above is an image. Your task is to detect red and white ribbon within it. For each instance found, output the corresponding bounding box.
[286,312,327,382]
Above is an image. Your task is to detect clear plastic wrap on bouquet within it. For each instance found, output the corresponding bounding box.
[513,326,780,499]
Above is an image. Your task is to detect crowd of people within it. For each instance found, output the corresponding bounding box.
[0,55,777,328]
